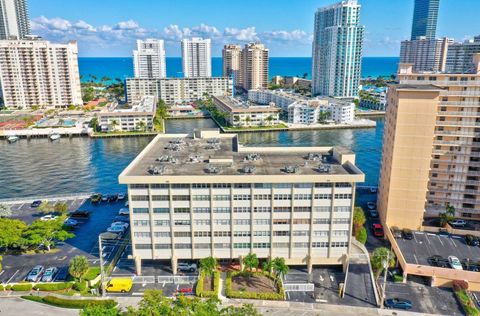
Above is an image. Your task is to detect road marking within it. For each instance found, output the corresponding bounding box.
[413,254,419,264]
[438,236,444,246]
[132,292,144,296]
[6,270,19,284]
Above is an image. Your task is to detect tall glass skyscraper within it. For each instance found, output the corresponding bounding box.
[311,0,364,98]
[410,0,440,40]
[0,0,30,40]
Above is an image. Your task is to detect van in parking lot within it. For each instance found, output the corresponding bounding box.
[106,278,133,293]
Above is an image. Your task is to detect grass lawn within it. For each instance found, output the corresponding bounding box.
[84,267,101,281]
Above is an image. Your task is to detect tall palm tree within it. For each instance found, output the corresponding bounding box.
[110,119,118,131]
[242,253,259,274]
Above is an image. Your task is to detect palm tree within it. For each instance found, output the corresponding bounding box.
[199,256,217,276]
[110,119,118,131]
[273,257,289,279]
[318,111,331,124]
[265,115,274,126]
[439,203,456,227]
[242,253,259,274]
[136,120,147,132]
[262,258,273,276]
[244,115,251,127]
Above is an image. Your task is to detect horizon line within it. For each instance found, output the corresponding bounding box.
[78,56,399,59]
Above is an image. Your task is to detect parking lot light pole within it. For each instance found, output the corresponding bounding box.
[99,234,106,297]
[379,251,390,309]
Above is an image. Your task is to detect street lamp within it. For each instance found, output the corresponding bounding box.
[98,233,107,297]
[379,250,390,309]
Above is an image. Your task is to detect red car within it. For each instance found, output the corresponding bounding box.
[372,223,384,237]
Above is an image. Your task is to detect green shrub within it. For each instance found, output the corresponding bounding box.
[33,282,74,291]
[84,267,101,281]
[73,281,87,292]
[5,285,11,290]
[11,283,33,291]
[225,271,284,300]
[355,227,367,244]
[196,270,220,298]
[0,284,3,291]
[393,274,403,283]
[21,295,116,309]
[455,290,480,316]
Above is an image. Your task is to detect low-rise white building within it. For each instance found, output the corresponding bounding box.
[98,96,156,132]
[248,89,355,125]
[212,95,280,127]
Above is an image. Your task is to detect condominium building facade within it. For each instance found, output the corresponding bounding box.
[133,39,166,79]
[119,129,364,271]
[0,0,30,40]
[98,96,156,132]
[126,77,232,105]
[446,36,480,74]
[378,54,480,230]
[181,38,211,78]
[410,0,440,40]
[240,43,269,91]
[311,0,364,98]
[222,44,242,85]
[400,37,451,72]
[0,38,82,108]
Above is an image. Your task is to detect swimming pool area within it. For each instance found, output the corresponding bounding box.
[35,117,77,128]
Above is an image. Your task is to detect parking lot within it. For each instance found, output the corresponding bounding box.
[396,230,480,267]
[0,195,128,284]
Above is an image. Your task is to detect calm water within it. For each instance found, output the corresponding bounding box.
[79,57,399,82]
[0,118,383,199]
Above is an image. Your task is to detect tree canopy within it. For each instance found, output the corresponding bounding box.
[69,255,90,281]
[371,247,396,279]
[0,218,27,251]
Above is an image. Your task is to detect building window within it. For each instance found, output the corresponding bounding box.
[213,207,230,213]
[174,220,190,226]
[293,230,309,236]
[152,195,169,201]
[212,183,231,188]
[131,195,149,201]
[314,206,330,212]
[315,183,332,188]
[174,208,190,213]
[234,231,251,237]
[193,207,210,213]
[214,219,231,225]
[294,194,312,200]
[273,231,290,236]
[154,232,171,237]
[131,184,148,189]
[294,183,313,188]
[214,243,230,249]
[234,219,250,225]
[332,230,349,236]
[335,183,351,188]
[192,195,210,201]
[174,244,192,249]
[332,218,350,224]
[273,183,292,189]
[253,207,270,213]
[174,232,191,237]
[153,208,169,213]
[194,231,211,237]
[194,220,211,225]
[234,207,251,213]
[233,195,251,200]
[255,219,271,225]
[313,218,330,224]
[293,219,310,225]
[254,194,271,200]
[133,208,149,214]
[334,206,350,212]
[133,220,149,226]
[213,195,230,201]
[171,184,189,189]
[154,220,170,226]
[172,195,190,201]
[274,207,290,213]
[273,219,290,225]
[293,242,308,248]
[135,244,152,250]
[294,207,311,212]
[134,232,150,238]
[312,242,328,248]
[253,243,270,249]
[192,183,210,188]
[234,183,250,188]
[234,243,250,249]
[331,242,348,247]
[253,231,270,236]
[314,194,332,200]
[273,242,289,248]
[194,243,211,249]
[213,231,231,237]
[274,194,292,200]
[313,230,329,236]
[334,194,352,199]
[155,244,171,249]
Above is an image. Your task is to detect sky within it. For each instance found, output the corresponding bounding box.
[28,0,480,58]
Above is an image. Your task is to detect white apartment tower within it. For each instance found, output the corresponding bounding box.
[222,44,242,86]
[133,39,166,79]
[400,37,451,73]
[0,0,30,40]
[241,43,269,91]
[0,38,82,108]
[312,0,364,98]
[181,38,211,78]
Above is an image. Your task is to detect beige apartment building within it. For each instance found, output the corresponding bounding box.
[222,44,242,85]
[0,38,82,108]
[378,54,480,231]
[241,43,269,91]
[119,129,364,273]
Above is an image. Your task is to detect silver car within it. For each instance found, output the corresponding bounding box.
[41,267,58,282]
[26,265,44,282]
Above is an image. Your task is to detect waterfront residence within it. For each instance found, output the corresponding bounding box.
[119,129,364,274]
[181,38,211,78]
[0,0,30,40]
[98,96,156,132]
[359,86,387,111]
[212,95,280,127]
[133,39,166,79]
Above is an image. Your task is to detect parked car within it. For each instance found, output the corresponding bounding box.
[26,265,44,282]
[177,262,197,273]
[107,225,126,233]
[106,278,133,293]
[101,232,123,240]
[448,256,463,270]
[30,200,42,208]
[111,222,129,229]
[90,193,102,203]
[391,226,402,239]
[428,255,448,268]
[118,208,129,216]
[369,209,379,218]
[101,195,108,202]
[54,267,68,281]
[64,218,78,227]
[438,228,450,237]
[117,193,126,200]
[371,223,384,237]
[367,202,376,210]
[124,201,129,207]
[69,210,90,218]
[461,258,480,272]
[369,187,378,194]
[107,194,117,202]
[113,215,129,223]
[41,267,58,282]
[384,298,412,310]
[465,234,479,246]
[402,228,413,240]
[40,214,58,221]
[449,219,467,227]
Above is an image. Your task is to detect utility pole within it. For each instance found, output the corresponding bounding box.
[379,250,390,309]
[98,234,106,297]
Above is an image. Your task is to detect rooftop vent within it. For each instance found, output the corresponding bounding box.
[307,153,322,161]
[205,165,221,174]
[165,143,183,151]
[188,155,202,163]
[148,165,166,175]
[156,155,177,163]
[283,165,299,174]
[205,144,221,150]
[170,138,185,145]
[206,138,220,144]
[244,153,260,162]
[317,164,331,173]
[241,166,256,174]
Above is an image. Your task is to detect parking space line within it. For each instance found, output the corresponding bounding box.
[6,270,19,284]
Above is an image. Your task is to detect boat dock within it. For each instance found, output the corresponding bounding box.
[0,126,91,139]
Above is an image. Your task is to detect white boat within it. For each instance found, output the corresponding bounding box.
[49,133,61,141]
[7,135,19,143]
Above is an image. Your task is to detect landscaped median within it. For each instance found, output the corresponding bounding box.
[225,271,284,300]
[196,270,220,298]
[22,295,116,309]
[453,280,480,316]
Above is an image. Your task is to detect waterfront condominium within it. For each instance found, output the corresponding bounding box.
[377,54,480,230]
[125,77,232,105]
[0,38,82,108]
[446,36,480,74]
[400,37,451,72]
[311,0,364,98]
[0,0,30,40]
[222,44,242,86]
[240,43,269,91]
[133,39,166,79]
[119,129,364,273]
[181,38,211,78]
[410,0,440,40]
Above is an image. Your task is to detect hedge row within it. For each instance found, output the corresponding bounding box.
[195,270,220,298]
[22,295,116,309]
[455,290,480,316]
[225,271,284,301]
[11,284,33,291]
[33,282,74,291]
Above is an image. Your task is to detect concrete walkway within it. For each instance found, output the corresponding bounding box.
[0,297,78,316]
[218,272,227,301]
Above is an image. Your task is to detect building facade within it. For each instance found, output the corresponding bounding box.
[311,0,364,98]
[0,0,30,40]
[400,37,451,72]
[212,95,280,127]
[240,43,269,91]
[410,0,440,40]
[98,96,156,132]
[222,44,242,85]
[378,54,480,230]
[126,77,232,105]
[0,38,82,108]
[181,38,211,78]
[133,39,166,79]
[446,36,480,74]
[119,129,364,272]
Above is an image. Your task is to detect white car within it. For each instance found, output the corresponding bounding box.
[111,222,129,229]
[124,201,129,207]
[64,218,78,227]
[117,193,126,200]
[107,225,126,233]
[118,208,129,215]
[367,202,376,210]
[177,262,197,273]
[41,214,58,221]
[448,256,463,270]
[449,219,467,227]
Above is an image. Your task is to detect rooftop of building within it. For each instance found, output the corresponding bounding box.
[99,96,156,116]
[213,95,280,113]
[119,129,364,182]
[249,89,354,107]
[391,84,445,91]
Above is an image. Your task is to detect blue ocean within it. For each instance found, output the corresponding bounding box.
[78,57,399,82]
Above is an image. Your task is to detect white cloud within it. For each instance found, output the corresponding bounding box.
[224,27,258,42]
[73,20,96,32]
[114,20,139,30]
